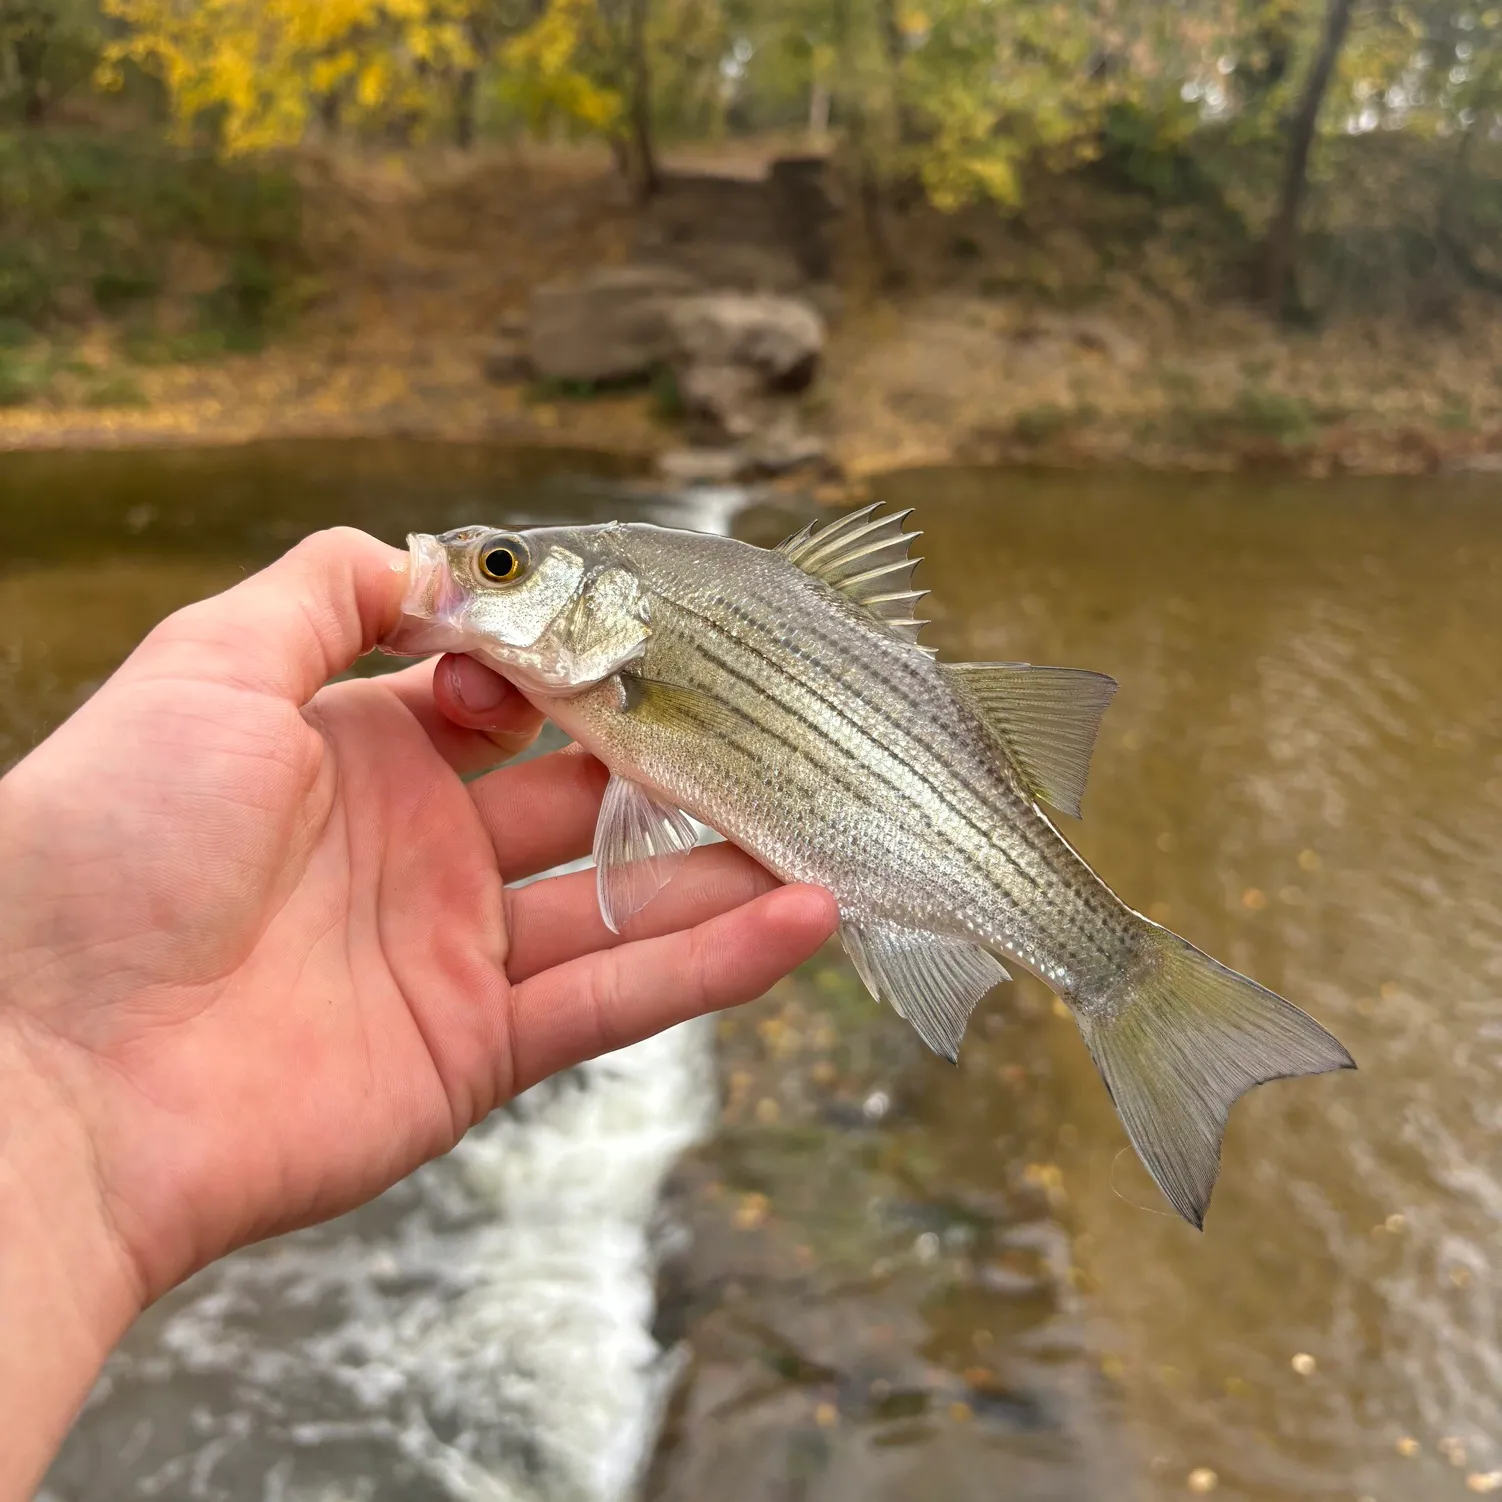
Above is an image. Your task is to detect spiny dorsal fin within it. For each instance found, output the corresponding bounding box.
[946,661,1118,819]
[777,504,933,654]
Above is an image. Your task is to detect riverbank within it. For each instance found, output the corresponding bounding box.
[2,142,1499,478]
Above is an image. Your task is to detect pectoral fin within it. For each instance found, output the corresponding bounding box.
[946,661,1118,819]
[620,673,747,738]
[593,773,698,933]
[841,921,1010,1062]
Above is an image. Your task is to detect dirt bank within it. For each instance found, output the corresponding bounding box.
[2,143,1499,480]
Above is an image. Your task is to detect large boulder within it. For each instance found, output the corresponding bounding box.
[527,265,702,384]
[666,292,825,392]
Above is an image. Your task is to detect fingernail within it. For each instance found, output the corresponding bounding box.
[448,654,509,714]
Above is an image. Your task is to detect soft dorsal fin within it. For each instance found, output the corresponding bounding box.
[946,661,1118,819]
[777,504,933,654]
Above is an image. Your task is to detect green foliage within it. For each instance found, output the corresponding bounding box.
[1173,385,1328,448]
[1231,385,1319,441]
[0,347,49,404]
[82,371,149,406]
[1009,402,1079,444]
[0,0,105,123]
[0,129,302,340]
[0,0,1493,336]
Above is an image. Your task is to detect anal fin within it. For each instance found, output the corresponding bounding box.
[841,921,1010,1062]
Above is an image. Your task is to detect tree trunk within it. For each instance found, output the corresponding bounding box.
[15,29,49,125]
[858,168,904,288]
[317,90,342,140]
[1262,0,1355,317]
[874,0,915,143]
[454,68,478,148]
[626,0,659,201]
[454,14,487,151]
[808,79,830,138]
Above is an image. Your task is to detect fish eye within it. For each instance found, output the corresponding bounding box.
[477,535,527,584]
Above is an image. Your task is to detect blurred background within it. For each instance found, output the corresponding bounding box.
[3,1,1501,1499]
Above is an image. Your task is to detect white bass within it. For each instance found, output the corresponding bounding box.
[383,506,1355,1228]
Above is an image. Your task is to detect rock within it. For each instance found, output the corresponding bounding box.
[677,362,765,441]
[743,420,829,476]
[527,265,702,384]
[666,293,825,392]
[481,336,531,384]
[1444,451,1502,473]
[656,447,749,486]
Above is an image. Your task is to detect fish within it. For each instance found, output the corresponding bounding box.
[383,505,1355,1228]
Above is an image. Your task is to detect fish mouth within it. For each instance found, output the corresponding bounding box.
[401,533,453,620]
[379,533,471,657]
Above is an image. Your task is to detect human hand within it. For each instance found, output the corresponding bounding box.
[0,527,836,1493]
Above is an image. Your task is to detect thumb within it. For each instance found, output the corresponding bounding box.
[124,528,411,705]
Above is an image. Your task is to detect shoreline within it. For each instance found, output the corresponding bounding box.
[3,144,1498,483]
[3,377,1498,480]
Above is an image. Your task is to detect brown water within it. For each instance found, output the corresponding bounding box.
[4,445,1500,1502]
[887,468,1502,1502]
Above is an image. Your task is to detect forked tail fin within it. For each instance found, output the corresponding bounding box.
[1076,921,1355,1229]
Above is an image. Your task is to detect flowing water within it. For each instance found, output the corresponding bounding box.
[2,445,1499,1502]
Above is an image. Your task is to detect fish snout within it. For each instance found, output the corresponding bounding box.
[379,533,471,658]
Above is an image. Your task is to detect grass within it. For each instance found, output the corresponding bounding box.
[1008,401,1099,445]
[0,340,152,410]
[82,373,149,409]
[1165,385,1331,452]
[0,353,48,407]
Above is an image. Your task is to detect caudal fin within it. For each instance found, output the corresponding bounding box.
[1076,922,1355,1229]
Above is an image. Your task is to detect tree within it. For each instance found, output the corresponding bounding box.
[1262,0,1356,314]
[98,0,480,154]
[498,0,695,199]
[0,0,102,123]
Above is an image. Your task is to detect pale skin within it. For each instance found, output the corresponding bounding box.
[0,526,838,1497]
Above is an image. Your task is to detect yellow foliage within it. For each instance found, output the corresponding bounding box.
[99,0,478,154]
[499,0,624,136]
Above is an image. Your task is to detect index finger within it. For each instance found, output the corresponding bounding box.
[124,527,410,705]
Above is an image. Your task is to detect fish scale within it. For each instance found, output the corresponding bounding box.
[386,505,1356,1230]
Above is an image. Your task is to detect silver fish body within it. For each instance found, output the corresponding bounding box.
[540,526,1129,995]
[385,508,1355,1228]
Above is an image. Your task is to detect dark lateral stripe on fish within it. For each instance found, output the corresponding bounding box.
[670,608,1040,903]
[699,599,1135,973]
[671,631,925,828]
[671,596,1044,883]
[693,590,1066,877]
